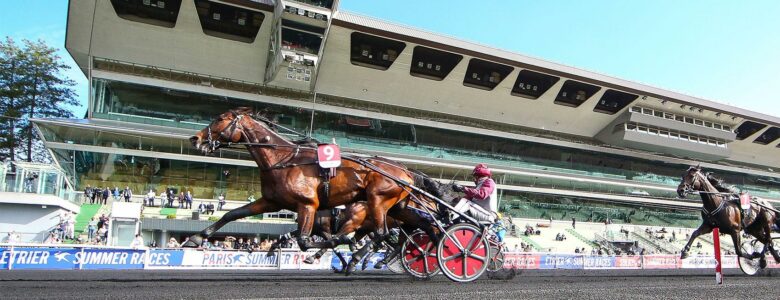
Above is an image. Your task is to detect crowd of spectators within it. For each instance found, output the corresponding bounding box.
[157,236,297,251]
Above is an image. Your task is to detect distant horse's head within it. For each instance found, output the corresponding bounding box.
[677,165,707,198]
[190,107,273,154]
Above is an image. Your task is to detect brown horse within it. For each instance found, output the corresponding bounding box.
[271,175,455,273]
[186,108,418,250]
[677,166,780,264]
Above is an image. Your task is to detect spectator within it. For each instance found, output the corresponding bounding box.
[113,186,121,202]
[185,191,193,209]
[167,189,175,207]
[96,225,107,245]
[130,234,145,249]
[571,217,576,229]
[167,237,179,248]
[87,217,98,241]
[84,185,93,204]
[101,187,109,205]
[178,192,185,208]
[180,237,191,248]
[159,190,167,207]
[150,240,158,248]
[197,202,204,214]
[7,231,19,244]
[146,189,156,207]
[92,187,100,204]
[205,203,215,215]
[123,186,133,203]
[247,194,255,202]
[218,193,226,211]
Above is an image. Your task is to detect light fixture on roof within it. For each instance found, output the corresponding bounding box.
[689,106,696,111]
[680,104,686,109]
[715,112,721,117]
[731,116,737,120]
[660,100,667,104]
[642,96,647,100]
[698,108,704,113]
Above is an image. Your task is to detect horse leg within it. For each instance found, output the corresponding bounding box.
[728,230,756,260]
[346,233,380,275]
[295,203,328,251]
[680,223,712,259]
[183,199,278,247]
[304,248,329,265]
[761,215,780,263]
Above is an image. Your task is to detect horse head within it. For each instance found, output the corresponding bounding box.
[190,107,276,155]
[677,165,706,198]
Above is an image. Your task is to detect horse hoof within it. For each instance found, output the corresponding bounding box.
[374,262,385,269]
[760,257,768,269]
[266,251,276,257]
[303,256,316,264]
[680,252,689,260]
[181,235,203,248]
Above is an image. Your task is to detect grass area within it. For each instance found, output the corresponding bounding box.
[518,235,543,251]
[159,207,178,215]
[565,228,600,248]
[74,204,101,235]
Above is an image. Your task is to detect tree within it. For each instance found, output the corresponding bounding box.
[0,37,80,163]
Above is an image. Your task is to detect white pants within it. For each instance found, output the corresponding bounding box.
[453,198,495,223]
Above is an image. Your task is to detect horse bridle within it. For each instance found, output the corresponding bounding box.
[206,111,245,152]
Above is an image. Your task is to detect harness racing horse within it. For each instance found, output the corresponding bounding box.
[677,166,780,265]
[269,173,456,274]
[186,108,421,250]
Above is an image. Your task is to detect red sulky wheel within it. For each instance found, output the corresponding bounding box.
[437,223,489,282]
[401,231,440,278]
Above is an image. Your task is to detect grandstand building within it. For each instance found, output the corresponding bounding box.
[34,0,780,243]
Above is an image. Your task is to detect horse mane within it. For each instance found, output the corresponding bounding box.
[410,170,457,203]
[705,172,734,193]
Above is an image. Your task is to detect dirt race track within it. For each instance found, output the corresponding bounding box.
[1,268,779,300]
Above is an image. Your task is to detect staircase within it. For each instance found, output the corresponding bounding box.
[631,232,675,254]
[74,204,101,236]
[566,228,599,248]
[518,235,543,251]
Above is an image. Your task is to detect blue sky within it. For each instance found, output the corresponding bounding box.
[2,1,779,119]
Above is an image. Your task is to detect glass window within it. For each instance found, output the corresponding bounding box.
[670,132,679,139]
[664,113,674,119]
[649,128,659,135]
[350,32,406,70]
[684,117,694,124]
[659,130,669,136]
[723,125,731,131]
[626,123,637,130]
[675,115,684,122]
[694,119,703,126]
[714,124,722,130]
[594,89,638,115]
[642,108,653,116]
[463,58,514,91]
[680,134,689,140]
[631,106,642,113]
[704,121,713,128]
[654,111,663,118]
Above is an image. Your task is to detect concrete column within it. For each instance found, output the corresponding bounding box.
[158,230,169,247]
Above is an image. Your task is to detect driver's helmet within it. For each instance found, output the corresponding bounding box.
[472,163,491,178]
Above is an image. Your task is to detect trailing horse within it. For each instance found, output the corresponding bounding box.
[185,108,427,251]
[677,166,780,265]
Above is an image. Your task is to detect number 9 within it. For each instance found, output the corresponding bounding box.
[323,146,334,160]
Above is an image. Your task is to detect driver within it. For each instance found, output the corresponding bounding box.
[453,164,498,223]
